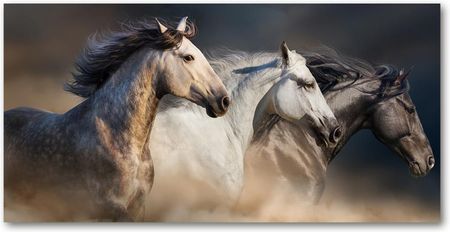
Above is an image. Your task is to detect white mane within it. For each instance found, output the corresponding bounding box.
[157,50,283,113]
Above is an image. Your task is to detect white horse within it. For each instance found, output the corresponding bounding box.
[147,42,341,218]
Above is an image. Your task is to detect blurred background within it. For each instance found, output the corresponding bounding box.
[4,4,440,221]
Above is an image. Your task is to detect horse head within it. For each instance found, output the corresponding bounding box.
[154,17,230,117]
[367,70,434,176]
[255,42,342,147]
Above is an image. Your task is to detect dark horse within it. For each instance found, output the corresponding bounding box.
[240,48,435,208]
[4,17,229,221]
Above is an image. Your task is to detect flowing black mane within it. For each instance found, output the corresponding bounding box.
[65,18,197,98]
[302,47,409,99]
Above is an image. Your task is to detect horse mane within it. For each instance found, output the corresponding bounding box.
[210,49,283,89]
[301,46,409,98]
[65,18,197,98]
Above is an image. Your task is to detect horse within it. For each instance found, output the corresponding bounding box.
[146,42,341,219]
[4,17,230,221]
[239,48,435,211]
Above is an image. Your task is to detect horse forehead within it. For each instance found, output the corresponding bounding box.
[380,97,409,116]
[178,37,201,54]
[292,52,307,62]
[291,64,314,81]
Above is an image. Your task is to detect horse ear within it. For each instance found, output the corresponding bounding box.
[155,18,168,33]
[176,16,188,32]
[394,68,411,85]
[281,41,291,66]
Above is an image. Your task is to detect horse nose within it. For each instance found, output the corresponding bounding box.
[220,96,231,112]
[427,155,435,169]
[329,126,342,144]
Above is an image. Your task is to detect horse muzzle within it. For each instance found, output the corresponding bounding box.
[307,115,342,148]
[329,126,342,144]
[408,155,434,177]
[206,95,230,118]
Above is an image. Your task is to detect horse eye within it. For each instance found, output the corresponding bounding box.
[183,55,195,62]
[304,82,315,89]
[407,107,416,114]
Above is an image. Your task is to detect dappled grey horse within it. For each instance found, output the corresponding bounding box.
[241,48,434,208]
[4,17,229,221]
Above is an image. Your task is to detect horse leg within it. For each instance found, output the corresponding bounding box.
[126,189,146,221]
[309,178,326,204]
[126,149,154,221]
[96,180,151,221]
[97,201,133,222]
[91,180,134,221]
[126,166,154,221]
[101,187,149,222]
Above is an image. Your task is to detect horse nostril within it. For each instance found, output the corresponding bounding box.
[334,127,342,139]
[427,156,435,169]
[329,127,342,143]
[221,96,230,111]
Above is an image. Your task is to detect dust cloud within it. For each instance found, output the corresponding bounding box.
[6,170,438,222]
[142,170,439,222]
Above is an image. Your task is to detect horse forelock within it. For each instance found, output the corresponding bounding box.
[65,18,197,98]
[376,65,410,99]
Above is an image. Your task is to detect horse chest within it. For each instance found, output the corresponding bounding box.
[195,144,245,201]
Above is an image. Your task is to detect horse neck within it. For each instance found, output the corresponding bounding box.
[225,60,282,153]
[257,77,381,166]
[324,77,383,162]
[72,49,161,154]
